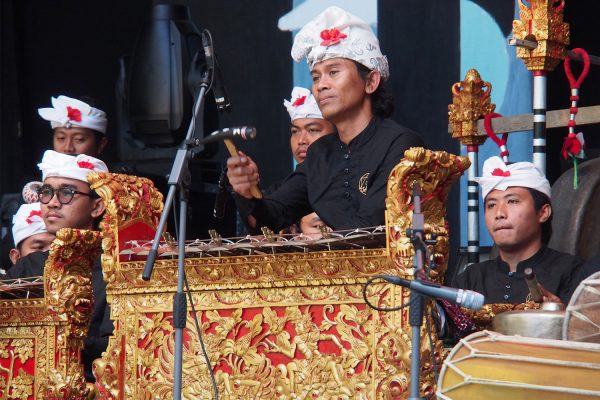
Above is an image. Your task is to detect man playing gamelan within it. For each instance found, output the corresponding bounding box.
[227,6,424,232]
[452,156,584,305]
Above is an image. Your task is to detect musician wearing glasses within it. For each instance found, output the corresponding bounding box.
[1,95,108,269]
[6,150,111,382]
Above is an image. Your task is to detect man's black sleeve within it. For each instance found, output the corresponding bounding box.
[233,163,313,233]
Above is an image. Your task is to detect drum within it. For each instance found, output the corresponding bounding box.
[563,271,600,343]
[437,330,600,400]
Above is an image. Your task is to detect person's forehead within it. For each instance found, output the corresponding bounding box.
[311,57,353,72]
[23,232,53,244]
[53,127,95,137]
[292,118,328,128]
[486,186,530,200]
[43,176,89,190]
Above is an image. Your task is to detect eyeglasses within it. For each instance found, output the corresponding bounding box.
[37,186,94,205]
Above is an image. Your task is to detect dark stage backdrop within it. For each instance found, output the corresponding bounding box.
[0,0,293,239]
[378,0,461,277]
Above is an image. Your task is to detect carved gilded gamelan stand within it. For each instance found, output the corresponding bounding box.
[448,68,495,265]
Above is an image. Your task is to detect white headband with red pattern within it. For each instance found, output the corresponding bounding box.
[291,6,389,80]
[12,202,47,247]
[283,87,324,121]
[38,150,108,183]
[38,95,107,134]
[475,156,551,200]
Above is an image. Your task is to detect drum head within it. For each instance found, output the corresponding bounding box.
[437,330,600,400]
[563,271,600,343]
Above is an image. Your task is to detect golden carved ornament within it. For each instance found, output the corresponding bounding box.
[384,148,469,398]
[0,228,100,399]
[463,302,541,331]
[448,68,495,146]
[513,0,570,71]
[386,148,470,277]
[45,228,102,338]
[91,154,466,399]
[87,171,163,284]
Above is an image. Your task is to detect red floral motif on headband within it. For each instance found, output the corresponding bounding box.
[320,28,347,47]
[491,168,511,177]
[26,210,42,224]
[66,106,82,122]
[77,161,95,170]
[292,95,306,107]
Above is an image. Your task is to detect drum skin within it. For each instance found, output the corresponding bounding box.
[437,330,600,400]
[563,271,600,343]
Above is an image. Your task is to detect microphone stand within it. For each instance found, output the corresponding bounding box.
[142,67,211,399]
[407,181,428,400]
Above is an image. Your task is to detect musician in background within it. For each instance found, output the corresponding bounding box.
[452,157,584,305]
[38,95,108,157]
[1,95,109,268]
[227,6,423,232]
[285,86,335,165]
[283,87,334,237]
[7,202,54,267]
[6,150,111,382]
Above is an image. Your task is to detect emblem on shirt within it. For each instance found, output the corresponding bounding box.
[358,173,370,195]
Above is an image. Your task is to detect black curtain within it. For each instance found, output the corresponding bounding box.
[0,0,293,239]
[378,0,461,279]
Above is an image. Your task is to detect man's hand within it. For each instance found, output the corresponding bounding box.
[226,151,260,199]
[537,283,563,305]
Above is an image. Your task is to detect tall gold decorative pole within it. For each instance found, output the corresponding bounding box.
[513,0,570,172]
[448,68,495,264]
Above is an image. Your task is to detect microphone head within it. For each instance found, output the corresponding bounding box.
[461,290,485,310]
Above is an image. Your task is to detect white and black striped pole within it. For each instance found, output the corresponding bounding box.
[466,145,480,264]
[532,71,548,172]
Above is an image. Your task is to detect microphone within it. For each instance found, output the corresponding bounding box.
[200,126,256,145]
[378,275,485,310]
[202,31,231,113]
[213,167,229,219]
[524,267,543,302]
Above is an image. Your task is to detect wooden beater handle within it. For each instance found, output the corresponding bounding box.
[224,138,263,199]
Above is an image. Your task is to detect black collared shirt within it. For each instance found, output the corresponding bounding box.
[452,246,584,305]
[235,117,424,231]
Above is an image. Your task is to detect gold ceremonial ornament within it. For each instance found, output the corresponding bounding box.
[512,0,570,71]
[448,69,495,146]
[0,228,101,399]
[88,149,466,399]
[0,150,468,398]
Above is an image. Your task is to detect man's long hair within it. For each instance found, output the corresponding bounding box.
[355,62,394,119]
[527,187,553,244]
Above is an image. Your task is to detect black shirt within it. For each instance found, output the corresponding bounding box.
[452,246,583,305]
[6,250,112,382]
[235,117,424,231]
